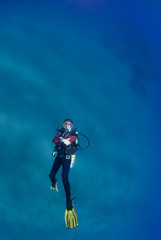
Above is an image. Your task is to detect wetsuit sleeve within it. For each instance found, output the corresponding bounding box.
[52,133,61,144]
[68,136,77,143]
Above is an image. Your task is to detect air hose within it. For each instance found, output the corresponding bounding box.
[75,132,90,151]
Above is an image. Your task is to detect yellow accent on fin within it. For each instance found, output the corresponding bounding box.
[50,184,59,192]
[65,207,78,229]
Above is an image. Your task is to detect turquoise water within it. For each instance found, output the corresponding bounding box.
[0,1,161,239]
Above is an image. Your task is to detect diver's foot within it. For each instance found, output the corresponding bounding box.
[50,181,59,192]
[65,198,78,228]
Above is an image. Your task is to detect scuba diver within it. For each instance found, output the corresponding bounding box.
[49,119,79,229]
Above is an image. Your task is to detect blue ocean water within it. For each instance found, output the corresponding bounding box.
[0,0,161,239]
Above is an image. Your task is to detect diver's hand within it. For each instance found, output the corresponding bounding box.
[59,137,63,142]
[62,138,71,146]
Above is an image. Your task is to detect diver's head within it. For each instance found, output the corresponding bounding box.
[62,119,73,132]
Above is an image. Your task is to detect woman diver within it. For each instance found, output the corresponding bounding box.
[49,119,78,229]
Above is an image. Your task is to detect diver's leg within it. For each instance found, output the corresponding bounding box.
[63,155,78,229]
[62,155,72,201]
[49,153,63,186]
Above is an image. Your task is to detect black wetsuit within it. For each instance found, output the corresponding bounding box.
[49,128,77,201]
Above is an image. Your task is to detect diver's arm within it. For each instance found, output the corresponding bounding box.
[53,132,76,145]
[68,136,77,143]
[53,133,63,144]
[62,136,76,145]
[62,138,71,145]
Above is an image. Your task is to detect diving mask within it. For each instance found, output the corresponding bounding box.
[63,122,73,130]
